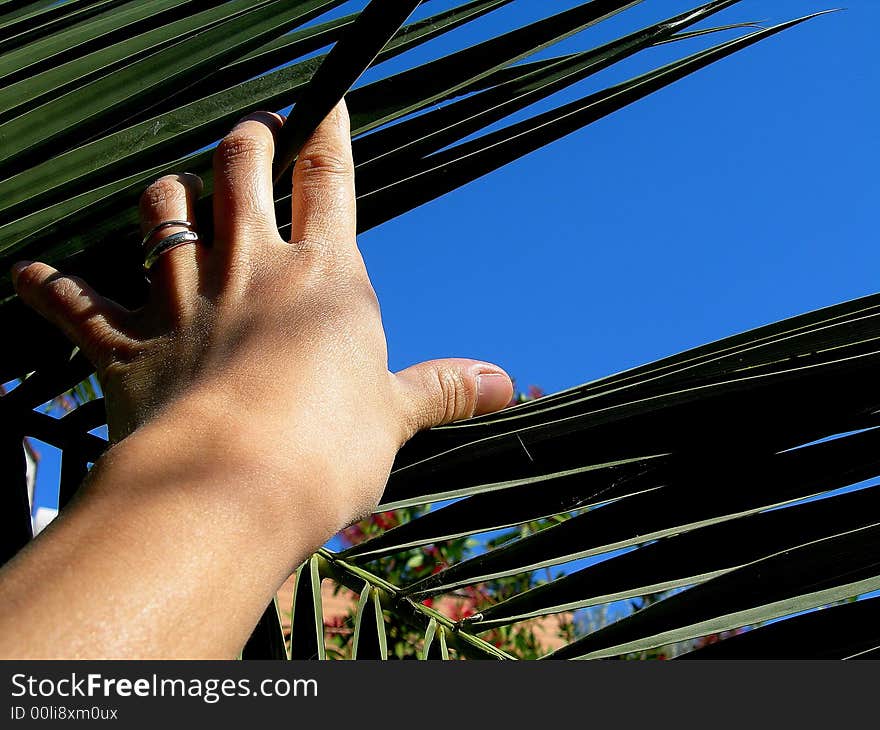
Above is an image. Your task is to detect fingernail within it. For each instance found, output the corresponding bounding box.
[475,373,513,416]
[10,260,32,284]
[179,172,204,194]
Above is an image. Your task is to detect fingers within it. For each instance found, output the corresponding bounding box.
[11,261,129,368]
[394,359,514,438]
[210,104,355,256]
[140,173,203,310]
[212,111,284,249]
[289,101,356,250]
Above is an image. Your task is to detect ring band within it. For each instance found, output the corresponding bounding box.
[144,230,200,271]
[142,220,193,247]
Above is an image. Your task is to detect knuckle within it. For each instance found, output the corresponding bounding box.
[343,274,381,319]
[297,145,352,181]
[216,129,272,167]
[288,236,338,265]
[435,367,473,424]
[287,238,367,282]
[283,242,377,314]
[83,324,129,365]
[44,274,84,308]
[140,176,187,213]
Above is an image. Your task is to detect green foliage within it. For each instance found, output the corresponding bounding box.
[4,1,869,660]
[320,505,576,659]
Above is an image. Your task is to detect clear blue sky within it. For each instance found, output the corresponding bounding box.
[31,0,880,511]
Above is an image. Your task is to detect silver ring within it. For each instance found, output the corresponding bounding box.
[144,230,200,271]
[142,220,193,247]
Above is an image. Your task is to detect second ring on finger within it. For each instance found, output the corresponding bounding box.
[139,173,205,317]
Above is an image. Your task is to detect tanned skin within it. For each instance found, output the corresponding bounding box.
[0,102,513,658]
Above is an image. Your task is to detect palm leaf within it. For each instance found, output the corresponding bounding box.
[289,555,326,659]
[242,599,288,660]
[0,0,233,89]
[0,427,32,568]
[340,292,880,658]
[355,13,830,232]
[0,0,507,227]
[1,1,861,660]
[352,1,747,173]
[475,480,880,629]
[678,596,880,660]
[351,583,388,660]
[0,0,125,47]
[271,0,423,182]
[549,523,880,659]
[0,0,341,172]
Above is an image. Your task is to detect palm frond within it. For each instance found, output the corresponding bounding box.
[679,595,880,660]
[289,555,326,659]
[336,292,880,659]
[0,1,857,660]
[351,583,388,660]
[242,599,288,660]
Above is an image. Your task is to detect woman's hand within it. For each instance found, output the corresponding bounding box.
[0,103,513,658]
[12,103,512,533]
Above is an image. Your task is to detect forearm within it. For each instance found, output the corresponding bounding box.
[0,395,332,659]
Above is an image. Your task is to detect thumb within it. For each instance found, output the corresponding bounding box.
[11,260,128,367]
[395,358,514,436]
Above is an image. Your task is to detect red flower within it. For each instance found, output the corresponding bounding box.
[373,511,399,531]
[527,385,545,400]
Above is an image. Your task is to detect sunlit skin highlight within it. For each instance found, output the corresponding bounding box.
[0,102,513,658]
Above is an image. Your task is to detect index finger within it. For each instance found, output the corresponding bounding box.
[288,100,356,249]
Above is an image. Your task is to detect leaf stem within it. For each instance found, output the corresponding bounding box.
[316,548,514,660]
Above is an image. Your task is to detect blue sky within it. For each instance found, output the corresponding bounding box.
[30,0,880,511]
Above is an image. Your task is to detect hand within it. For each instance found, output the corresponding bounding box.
[12,102,513,533]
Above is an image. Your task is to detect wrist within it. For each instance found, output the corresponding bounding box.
[155,382,386,534]
[17,389,336,658]
[96,389,344,566]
